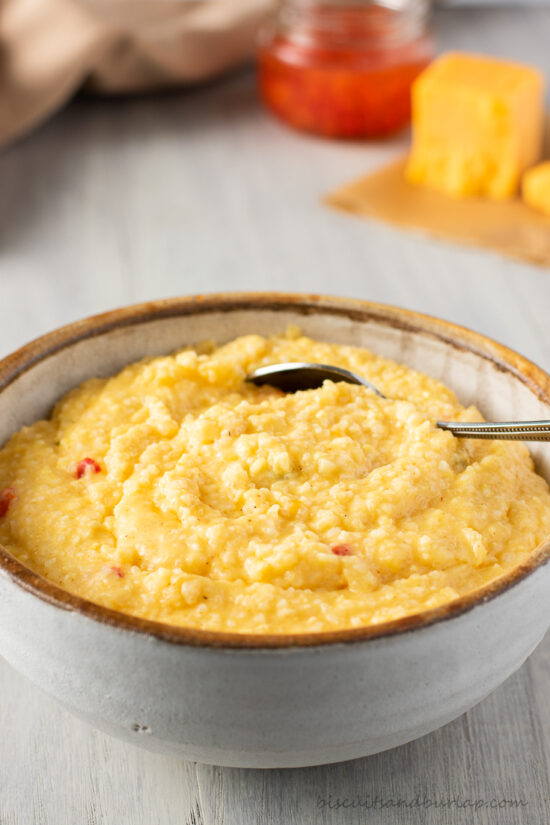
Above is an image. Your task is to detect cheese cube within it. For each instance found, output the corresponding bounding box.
[406,52,545,200]
[522,161,550,216]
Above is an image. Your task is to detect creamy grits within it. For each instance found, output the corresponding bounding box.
[1,330,549,634]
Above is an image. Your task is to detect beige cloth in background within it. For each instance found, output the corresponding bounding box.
[0,0,273,148]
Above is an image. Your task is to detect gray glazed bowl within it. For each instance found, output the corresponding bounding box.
[0,293,549,768]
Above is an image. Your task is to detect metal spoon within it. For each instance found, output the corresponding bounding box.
[247,362,550,442]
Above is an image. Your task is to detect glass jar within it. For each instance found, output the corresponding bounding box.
[258,0,434,139]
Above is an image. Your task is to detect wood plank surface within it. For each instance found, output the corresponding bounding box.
[1,7,550,823]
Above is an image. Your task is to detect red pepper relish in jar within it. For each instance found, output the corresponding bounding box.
[258,0,434,139]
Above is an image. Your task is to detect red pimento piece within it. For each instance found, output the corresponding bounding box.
[110,565,124,578]
[75,458,101,479]
[331,544,352,556]
[0,487,16,517]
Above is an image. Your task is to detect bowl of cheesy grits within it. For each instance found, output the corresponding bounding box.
[0,293,549,768]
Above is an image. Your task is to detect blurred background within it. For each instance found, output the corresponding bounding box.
[1,0,550,366]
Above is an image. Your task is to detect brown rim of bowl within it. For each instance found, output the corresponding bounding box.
[1,292,550,650]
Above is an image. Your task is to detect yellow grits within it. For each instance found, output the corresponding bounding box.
[1,330,550,634]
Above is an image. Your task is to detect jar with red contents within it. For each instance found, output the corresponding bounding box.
[258,0,434,139]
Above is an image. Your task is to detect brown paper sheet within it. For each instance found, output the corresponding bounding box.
[326,158,550,267]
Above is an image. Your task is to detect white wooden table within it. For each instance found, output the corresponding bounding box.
[1,7,550,824]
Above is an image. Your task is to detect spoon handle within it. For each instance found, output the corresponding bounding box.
[437,420,550,441]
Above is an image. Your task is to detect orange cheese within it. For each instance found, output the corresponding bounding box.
[522,161,550,216]
[406,52,545,200]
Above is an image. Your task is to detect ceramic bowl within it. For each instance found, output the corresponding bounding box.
[0,293,549,769]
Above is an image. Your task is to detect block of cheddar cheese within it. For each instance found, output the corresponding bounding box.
[522,161,550,216]
[406,52,545,200]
